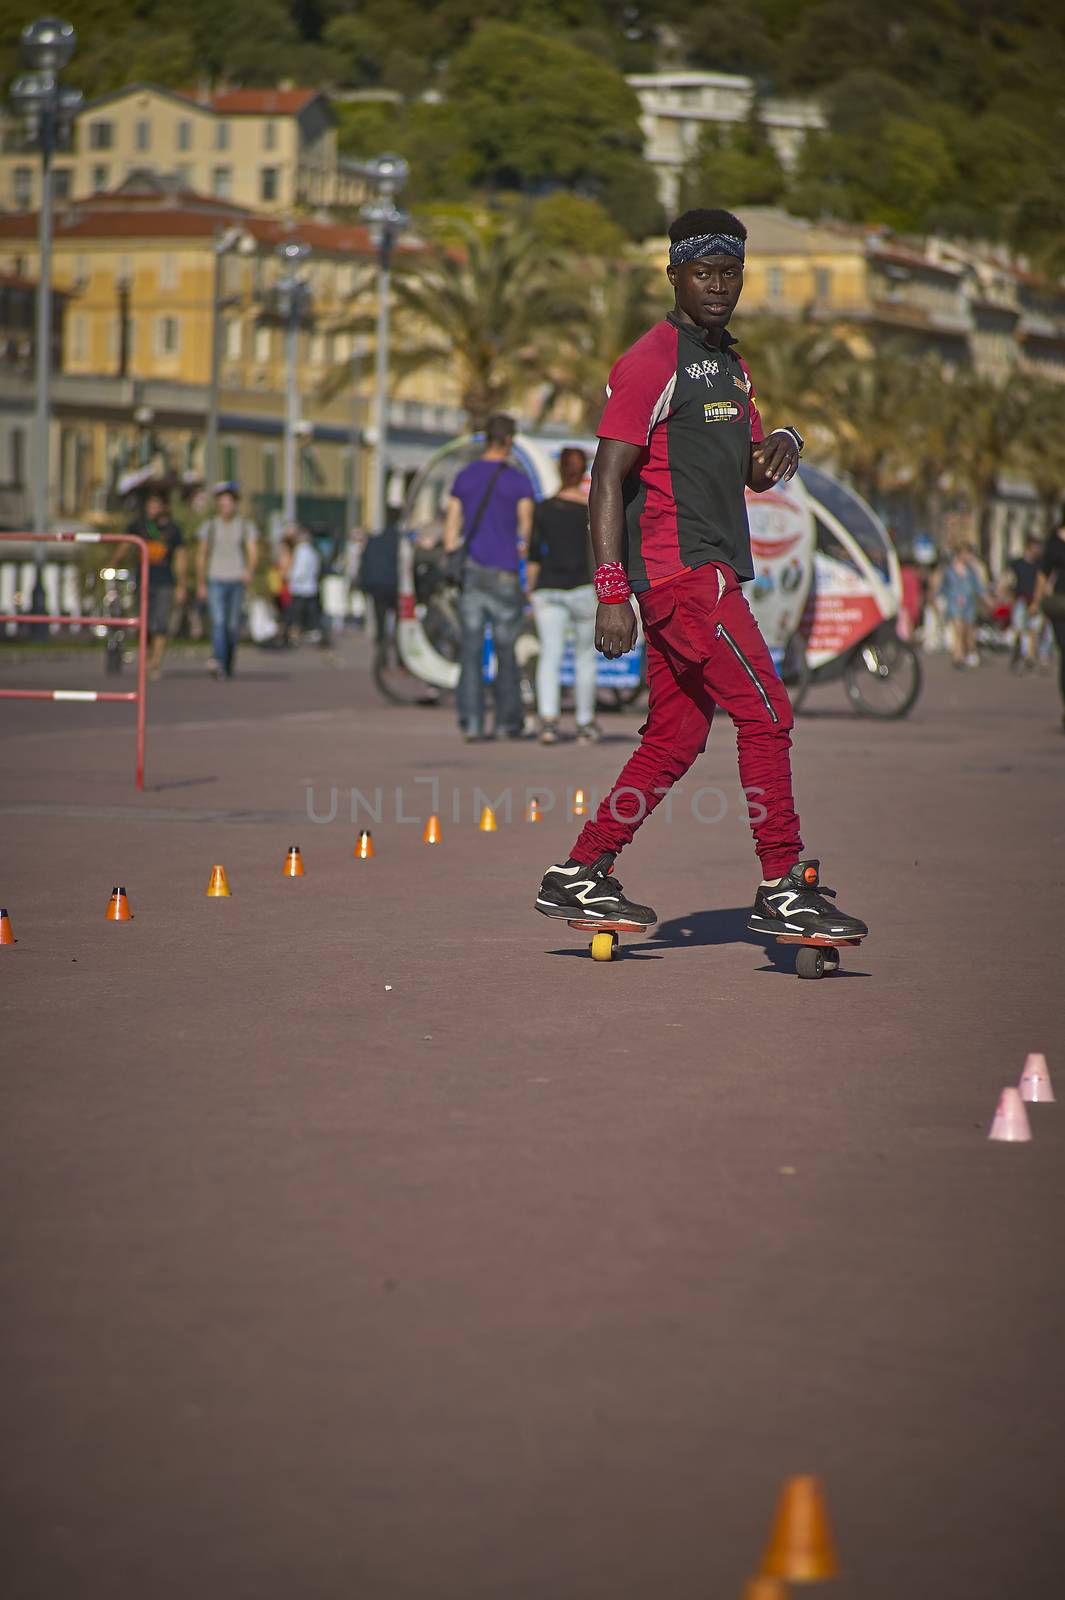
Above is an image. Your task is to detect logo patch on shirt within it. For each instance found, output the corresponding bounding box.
[704,399,744,424]
[686,358,720,385]
[733,373,749,393]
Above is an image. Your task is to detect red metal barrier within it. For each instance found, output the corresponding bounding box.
[0,531,149,789]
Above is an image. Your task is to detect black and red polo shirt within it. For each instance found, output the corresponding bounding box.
[598,311,765,590]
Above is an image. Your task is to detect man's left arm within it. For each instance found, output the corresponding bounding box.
[741,358,802,491]
[516,495,533,561]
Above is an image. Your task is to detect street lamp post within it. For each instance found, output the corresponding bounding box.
[9,17,81,625]
[362,155,409,534]
[346,336,368,538]
[275,240,311,528]
[204,226,254,492]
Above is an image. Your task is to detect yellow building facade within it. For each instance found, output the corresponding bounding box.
[0,184,467,531]
[0,83,364,216]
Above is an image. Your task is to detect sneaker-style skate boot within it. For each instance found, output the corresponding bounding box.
[535,853,657,929]
[748,859,867,941]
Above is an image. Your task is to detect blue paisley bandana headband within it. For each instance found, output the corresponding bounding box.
[668,232,746,267]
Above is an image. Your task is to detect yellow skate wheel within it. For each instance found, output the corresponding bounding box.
[590,931,616,962]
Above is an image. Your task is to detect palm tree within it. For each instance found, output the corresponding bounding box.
[535,257,667,431]
[1012,373,1065,533]
[727,314,850,458]
[323,220,587,429]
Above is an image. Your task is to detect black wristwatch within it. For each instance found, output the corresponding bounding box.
[776,426,804,456]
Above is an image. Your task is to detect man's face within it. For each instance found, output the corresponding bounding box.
[667,254,744,332]
[217,492,237,518]
[146,497,164,520]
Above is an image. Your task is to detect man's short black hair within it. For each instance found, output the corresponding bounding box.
[668,209,747,245]
[485,412,516,446]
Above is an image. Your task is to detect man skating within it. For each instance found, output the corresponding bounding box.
[534,208,867,943]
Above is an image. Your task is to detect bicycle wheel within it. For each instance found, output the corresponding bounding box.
[843,634,922,719]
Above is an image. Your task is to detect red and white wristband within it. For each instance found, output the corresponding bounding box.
[594,561,632,604]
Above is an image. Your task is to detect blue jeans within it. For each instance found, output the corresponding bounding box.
[207,580,245,676]
[458,560,524,735]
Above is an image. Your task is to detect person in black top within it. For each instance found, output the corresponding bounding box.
[1034,513,1065,727]
[1005,533,1043,670]
[122,489,187,679]
[527,447,598,744]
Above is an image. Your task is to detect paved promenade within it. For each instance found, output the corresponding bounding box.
[2,636,1062,1597]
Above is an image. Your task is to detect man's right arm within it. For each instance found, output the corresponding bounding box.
[589,438,643,658]
[443,495,464,553]
[195,523,209,596]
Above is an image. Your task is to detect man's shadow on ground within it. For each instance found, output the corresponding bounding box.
[547,904,870,976]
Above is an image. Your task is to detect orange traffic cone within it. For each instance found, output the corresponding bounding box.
[742,1578,790,1600]
[526,797,542,822]
[105,885,133,922]
[206,864,231,897]
[572,787,588,817]
[760,1475,839,1581]
[355,829,375,859]
[478,805,498,832]
[283,845,305,877]
[0,906,16,945]
[422,815,442,844]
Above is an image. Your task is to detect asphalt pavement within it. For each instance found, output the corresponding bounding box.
[2,632,1063,1598]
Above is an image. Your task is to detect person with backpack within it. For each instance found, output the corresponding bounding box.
[442,413,535,741]
[195,482,260,679]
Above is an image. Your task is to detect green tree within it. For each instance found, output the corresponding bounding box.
[327,220,586,427]
[538,257,667,429]
[526,194,627,259]
[441,23,655,235]
[679,109,787,213]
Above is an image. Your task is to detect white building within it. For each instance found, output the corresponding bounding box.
[627,70,825,214]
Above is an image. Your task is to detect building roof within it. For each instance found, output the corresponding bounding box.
[203,88,320,116]
[0,198,416,259]
[81,82,324,118]
[741,208,865,258]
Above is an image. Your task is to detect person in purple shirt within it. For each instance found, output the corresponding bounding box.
[443,413,535,740]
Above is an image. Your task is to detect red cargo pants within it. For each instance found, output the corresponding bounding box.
[571,561,803,879]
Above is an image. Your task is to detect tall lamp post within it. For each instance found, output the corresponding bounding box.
[9,16,81,623]
[275,240,311,528]
[204,226,255,492]
[362,155,409,534]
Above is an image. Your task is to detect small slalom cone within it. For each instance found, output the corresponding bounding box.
[1019,1052,1054,1104]
[525,796,542,823]
[206,864,231,897]
[760,1475,839,1582]
[572,786,588,817]
[422,814,442,844]
[478,805,498,833]
[283,845,305,877]
[742,1579,790,1600]
[988,1085,1032,1142]
[0,907,16,945]
[105,885,133,922]
[354,829,375,859]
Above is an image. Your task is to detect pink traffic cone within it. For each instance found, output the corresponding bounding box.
[1018,1053,1055,1105]
[988,1086,1032,1143]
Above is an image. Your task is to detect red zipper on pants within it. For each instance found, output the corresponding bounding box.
[715,623,779,723]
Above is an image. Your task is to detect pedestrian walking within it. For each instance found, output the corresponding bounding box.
[533,207,867,942]
[122,488,186,680]
[1034,510,1065,731]
[195,482,260,680]
[938,545,985,669]
[528,447,599,744]
[443,413,535,741]
[1006,533,1045,670]
[286,526,322,643]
